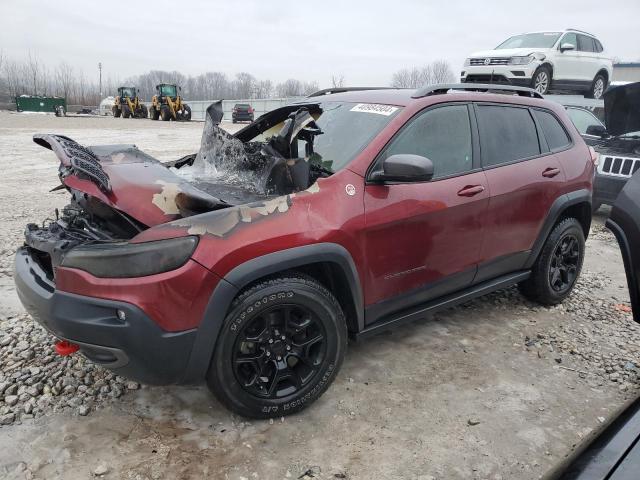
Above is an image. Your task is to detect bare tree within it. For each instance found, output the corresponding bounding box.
[26,51,41,95]
[431,59,455,84]
[55,62,75,100]
[390,60,454,88]
[3,60,25,97]
[331,74,345,88]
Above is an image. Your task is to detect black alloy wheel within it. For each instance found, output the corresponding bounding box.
[549,233,581,293]
[232,303,327,399]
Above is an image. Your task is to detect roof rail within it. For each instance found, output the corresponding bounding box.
[412,83,544,99]
[307,87,398,97]
[566,28,595,37]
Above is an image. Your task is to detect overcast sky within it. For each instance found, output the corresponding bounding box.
[3,0,639,86]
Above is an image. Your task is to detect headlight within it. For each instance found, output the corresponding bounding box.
[61,236,199,278]
[510,55,534,65]
[464,58,471,67]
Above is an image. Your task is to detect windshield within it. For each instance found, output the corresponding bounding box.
[566,107,603,135]
[159,85,177,97]
[120,88,135,98]
[302,101,402,172]
[496,32,561,49]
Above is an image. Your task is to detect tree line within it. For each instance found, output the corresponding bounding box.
[0,51,455,105]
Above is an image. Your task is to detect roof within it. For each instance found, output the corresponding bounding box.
[302,88,415,106]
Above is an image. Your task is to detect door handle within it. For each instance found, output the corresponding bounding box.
[542,167,561,178]
[457,185,485,197]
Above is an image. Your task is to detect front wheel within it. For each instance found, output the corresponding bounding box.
[531,66,551,95]
[207,275,347,418]
[160,105,172,121]
[519,217,585,305]
[182,104,191,121]
[585,73,606,99]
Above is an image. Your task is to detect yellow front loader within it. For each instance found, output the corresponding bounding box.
[112,87,148,119]
[149,83,191,121]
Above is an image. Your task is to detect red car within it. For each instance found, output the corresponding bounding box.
[14,84,596,418]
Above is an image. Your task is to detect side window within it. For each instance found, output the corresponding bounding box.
[476,105,540,167]
[560,32,577,49]
[533,110,571,151]
[381,105,473,178]
[594,39,604,53]
[566,107,602,135]
[577,35,595,52]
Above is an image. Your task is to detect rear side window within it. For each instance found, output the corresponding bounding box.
[577,35,595,52]
[533,110,571,151]
[594,39,604,53]
[476,105,540,167]
[381,105,473,178]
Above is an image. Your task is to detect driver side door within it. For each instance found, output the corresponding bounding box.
[362,103,489,323]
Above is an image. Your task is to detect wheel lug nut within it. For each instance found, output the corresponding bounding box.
[281,335,286,340]
[277,355,282,361]
[268,339,273,344]
[286,345,291,351]
[266,351,271,357]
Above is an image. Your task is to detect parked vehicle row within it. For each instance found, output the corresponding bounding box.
[112,84,191,121]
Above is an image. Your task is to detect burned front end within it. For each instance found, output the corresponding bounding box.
[14,100,336,384]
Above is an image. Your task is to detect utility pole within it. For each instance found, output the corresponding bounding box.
[98,62,102,100]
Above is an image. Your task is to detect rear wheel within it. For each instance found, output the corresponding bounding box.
[160,105,172,121]
[150,106,160,120]
[122,105,131,118]
[531,66,551,95]
[207,275,347,418]
[585,73,606,99]
[113,107,121,118]
[519,218,585,305]
[138,104,148,119]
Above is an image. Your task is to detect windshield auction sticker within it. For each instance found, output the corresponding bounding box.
[350,103,399,116]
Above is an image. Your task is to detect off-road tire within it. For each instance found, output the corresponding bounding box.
[207,275,347,419]
[150,106,160,120]
[160,105,172,121]
[182,104,192,121]
[122,105,131,119]
[519,217,585,305]
[531,66,552,95]
[113,107,121,118]
[139,104,148,119]
[585,73,607,99]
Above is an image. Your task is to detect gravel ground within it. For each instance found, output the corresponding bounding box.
[0,111,637,479]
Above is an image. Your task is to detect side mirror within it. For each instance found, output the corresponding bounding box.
[586,124,607,137]
[370,154,434,183]
[560,43,575,52]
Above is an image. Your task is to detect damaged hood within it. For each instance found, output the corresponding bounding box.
[33,134,229,227]
[604,82,640,136]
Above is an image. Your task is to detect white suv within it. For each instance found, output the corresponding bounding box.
[461,29,613,99]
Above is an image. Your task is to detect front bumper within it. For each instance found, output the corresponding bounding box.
[461,64,537,87]
[14,247,197,384]
[594,172,629,206]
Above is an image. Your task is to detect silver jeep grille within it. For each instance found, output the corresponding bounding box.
[469,58,510,66]
[599,155,640,178]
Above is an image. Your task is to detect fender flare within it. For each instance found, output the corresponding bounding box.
[524,189,592,269]
[182,243,364,383]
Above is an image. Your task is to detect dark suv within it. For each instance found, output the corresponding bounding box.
[14,84,595,418]
[231,103,254,123]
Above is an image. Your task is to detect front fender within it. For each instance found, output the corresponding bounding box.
[182,242,364,383]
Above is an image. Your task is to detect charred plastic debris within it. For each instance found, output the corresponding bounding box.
[24,100,331,276]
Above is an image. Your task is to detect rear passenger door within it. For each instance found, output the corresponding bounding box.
[474,104,569,283]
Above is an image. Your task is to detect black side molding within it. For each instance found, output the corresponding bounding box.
[182,243,364,383]
[356,270,530,340]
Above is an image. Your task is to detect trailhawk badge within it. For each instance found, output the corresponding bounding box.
[345,184,356,196]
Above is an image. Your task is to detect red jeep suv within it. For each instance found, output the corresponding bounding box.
[14,84,595,418]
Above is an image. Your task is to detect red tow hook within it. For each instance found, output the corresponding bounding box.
[55,340,80,356]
